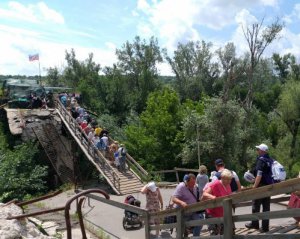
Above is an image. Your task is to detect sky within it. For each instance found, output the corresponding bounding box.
[0,0,300,76]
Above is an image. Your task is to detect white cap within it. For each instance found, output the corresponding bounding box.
[147,182,157,192]
[255,143,268,152]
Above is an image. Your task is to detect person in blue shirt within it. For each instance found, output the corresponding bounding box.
[245,143,273,232]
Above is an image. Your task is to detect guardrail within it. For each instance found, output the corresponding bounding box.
[8,189,110,239]
[146,178,300,239]
[55,99,121,193]
[151,167,199,183]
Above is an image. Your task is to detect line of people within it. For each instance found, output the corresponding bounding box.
[59,93,128,172]
[141,143,287,238]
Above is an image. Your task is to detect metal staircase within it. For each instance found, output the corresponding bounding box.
[32,123,74,184]
[55,100,147,195]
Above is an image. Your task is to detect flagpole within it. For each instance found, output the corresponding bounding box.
[38,58,41,85]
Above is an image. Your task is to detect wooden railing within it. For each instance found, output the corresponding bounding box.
[55,100,121,193]
[146,178,300,239]
[151,167,199,183]
[126,154,149,180]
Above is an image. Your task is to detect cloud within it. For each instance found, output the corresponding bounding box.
[135,0,281,52]
[37,2,64,24]
[0,1,64,24]
[0,24,117,76]
[235,9,258,26]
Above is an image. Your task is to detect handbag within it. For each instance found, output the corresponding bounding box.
[188,188,205,214]
[287,193,300,221]
[163,197,177,224]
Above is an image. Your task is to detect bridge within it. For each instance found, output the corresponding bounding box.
[55,100,147,195]
[3,99,147,195]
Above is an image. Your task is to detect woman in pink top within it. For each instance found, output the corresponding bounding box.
[202,169,233,235]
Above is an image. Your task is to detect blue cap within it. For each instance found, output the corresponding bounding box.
[183,174,189,182]
[215,158,224,166]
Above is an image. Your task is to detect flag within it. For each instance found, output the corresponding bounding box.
[29,54,39,61]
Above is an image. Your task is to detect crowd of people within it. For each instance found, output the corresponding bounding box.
[141,143,298,238]
[58,92,299,237]
[59,92,128,172]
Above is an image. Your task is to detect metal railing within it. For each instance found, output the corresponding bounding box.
[8,189,110,239]
[55,100,121,193]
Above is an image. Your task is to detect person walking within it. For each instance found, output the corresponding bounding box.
[141,182,163,238]
[196,165,209,200]
[245,143,274,232]
[118,144,127,172]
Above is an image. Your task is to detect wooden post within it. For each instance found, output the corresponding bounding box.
[176,208,183,239]
[175,169,179,183]
[223,198,234,239]
[144,212,151,239]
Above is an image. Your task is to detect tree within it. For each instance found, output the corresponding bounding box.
[242,18,283,109]
[125,88,183,170]
[0,142,48,202]
[63,49,101,89]
[272,53,293,83]
[216,42,246,103]
[102,65,130,123]
[181,97,249,172]
[45,67,61,86]
[166,40,219,102]
[276,80,300,173]
[116,36,163,113]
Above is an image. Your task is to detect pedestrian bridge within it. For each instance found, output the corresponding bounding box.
[54,100,147,195]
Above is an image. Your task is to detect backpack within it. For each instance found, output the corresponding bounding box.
[97,138,105,150]
[215,170,238,192]
[271,160,286,182]
[120,147,126,156]
[259,157,286,184]
[124,195,135,204]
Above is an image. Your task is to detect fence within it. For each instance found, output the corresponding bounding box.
[56,99,121,193]
[146,177,300,239]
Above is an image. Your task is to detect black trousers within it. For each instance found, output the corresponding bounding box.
[251,196,270,230]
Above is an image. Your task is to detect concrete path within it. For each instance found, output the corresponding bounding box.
[38,185,296,239]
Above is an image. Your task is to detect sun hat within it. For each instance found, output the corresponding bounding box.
[147,182,157,192]
[255,143,268,152]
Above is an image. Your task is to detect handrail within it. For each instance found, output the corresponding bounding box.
[107,132,148,180]
[55,99,121,192]
[147,178,300,239]
[151,167,200,183]
[126,153,149,178]
[8,189,110,239]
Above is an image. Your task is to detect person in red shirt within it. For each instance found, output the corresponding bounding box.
[202,169,233,235]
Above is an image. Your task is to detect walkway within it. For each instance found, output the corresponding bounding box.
[37,187,298,239]
[55,100,146,195]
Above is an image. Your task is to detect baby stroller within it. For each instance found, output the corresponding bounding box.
[122,195,143,230]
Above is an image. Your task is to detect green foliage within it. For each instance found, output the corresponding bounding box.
[276,80,300,173]
[125,88,183,170]
[0,142,48,202]
[166,40,219,101]
[182,97,248,172]
[45,67,62,86]
[116,36,163,113]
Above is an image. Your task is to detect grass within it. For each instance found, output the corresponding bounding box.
[84,219,111,239]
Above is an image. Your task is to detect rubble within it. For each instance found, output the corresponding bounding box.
[0,203,55,239]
